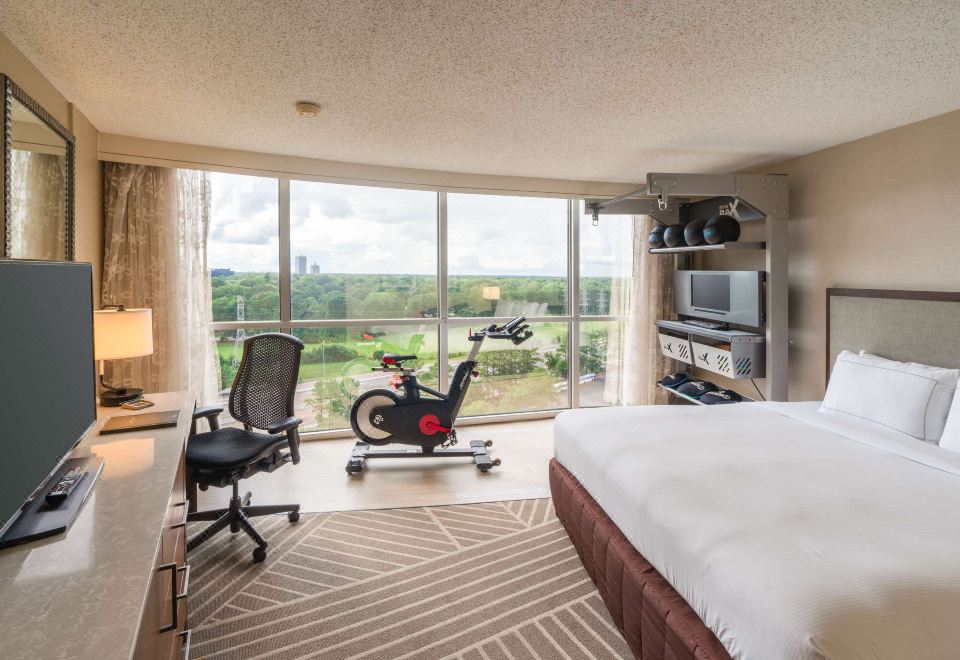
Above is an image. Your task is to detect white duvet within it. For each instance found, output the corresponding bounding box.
[553,402,960,660]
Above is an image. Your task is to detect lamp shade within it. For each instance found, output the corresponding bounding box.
[93,308,154,361]
[481,286,501,300]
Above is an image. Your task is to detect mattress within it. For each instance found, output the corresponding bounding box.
[553,402,960,660]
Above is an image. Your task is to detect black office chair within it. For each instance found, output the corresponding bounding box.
[186,333,305,562]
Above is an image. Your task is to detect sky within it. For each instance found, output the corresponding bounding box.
[207,172,632,278]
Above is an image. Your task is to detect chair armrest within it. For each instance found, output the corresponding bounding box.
[267,416,302,435]
[191,405,224,433]
[192,405,224,420]
[267,416,303,465]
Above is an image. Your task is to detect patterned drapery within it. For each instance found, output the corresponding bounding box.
[101,163,219,405]
[8,149,66,259]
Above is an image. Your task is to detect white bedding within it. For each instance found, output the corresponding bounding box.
[554,402,960,660]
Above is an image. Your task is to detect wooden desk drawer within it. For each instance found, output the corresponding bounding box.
[134,440,190,659]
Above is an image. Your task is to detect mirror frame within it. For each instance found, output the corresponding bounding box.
[1,74,76,260]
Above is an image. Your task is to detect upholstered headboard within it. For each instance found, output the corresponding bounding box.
[826,288,960,380]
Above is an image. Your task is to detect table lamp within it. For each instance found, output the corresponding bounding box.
[482,286,500,315]
[93,306,154,406]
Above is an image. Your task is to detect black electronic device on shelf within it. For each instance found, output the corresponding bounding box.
[674,270,765,329]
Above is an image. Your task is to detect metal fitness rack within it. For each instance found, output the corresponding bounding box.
[585,172,789,402]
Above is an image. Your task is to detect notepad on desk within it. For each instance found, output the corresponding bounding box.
[100,411,181,435]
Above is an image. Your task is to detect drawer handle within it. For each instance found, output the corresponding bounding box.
[177,563,191,601]
[158,562,178,633]
[171,500,189,529]
[178,629,192,660]
[158,563,190,633]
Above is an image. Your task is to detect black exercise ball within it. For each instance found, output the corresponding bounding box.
[647,225,666,249]
[703,215,741,244]
[663,224,686,248]
[683,218,709,246]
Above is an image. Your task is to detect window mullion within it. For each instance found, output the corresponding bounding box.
[278,178,292,333]
[569,199,580,409]
[438,191,449,392]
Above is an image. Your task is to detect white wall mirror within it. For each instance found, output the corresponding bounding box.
[1,74,75,260]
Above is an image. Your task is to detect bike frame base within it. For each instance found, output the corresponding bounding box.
[346,439,499,475]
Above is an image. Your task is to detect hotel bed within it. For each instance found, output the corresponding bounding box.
[550,289,960,660]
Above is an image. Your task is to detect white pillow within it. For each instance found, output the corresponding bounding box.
[821,350,959,442]
[939,387,960,453]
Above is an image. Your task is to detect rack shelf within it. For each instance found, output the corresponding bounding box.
[658,383,756,405]
[656,319,764,343]
[649,241,766,254]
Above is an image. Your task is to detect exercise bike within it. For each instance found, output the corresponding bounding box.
[346,316,533,474]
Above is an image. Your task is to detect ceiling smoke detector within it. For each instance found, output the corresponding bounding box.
[295,101,322,118]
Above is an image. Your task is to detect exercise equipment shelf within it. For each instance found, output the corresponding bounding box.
[649,241,766,254]
[584,171,788,401]
[655,319,764,343]
[657,383,756,406]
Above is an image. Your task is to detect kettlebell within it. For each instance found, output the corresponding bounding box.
[703,215,741,244]
[663,224,686,248]
[648,225,666,249]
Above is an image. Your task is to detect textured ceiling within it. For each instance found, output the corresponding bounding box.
[2,1,959,183]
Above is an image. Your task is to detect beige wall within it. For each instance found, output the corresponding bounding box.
[1,31,103,303]
[99,133,641,199]
[707,109,960,401]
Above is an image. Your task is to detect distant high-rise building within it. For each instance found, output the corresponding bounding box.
[295,255,307,275]
[309,263,320,274]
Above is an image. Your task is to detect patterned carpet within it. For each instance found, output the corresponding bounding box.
[188,499,631,659]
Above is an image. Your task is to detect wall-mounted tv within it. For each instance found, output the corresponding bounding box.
[0,261,97,537]
[673,270,764,328]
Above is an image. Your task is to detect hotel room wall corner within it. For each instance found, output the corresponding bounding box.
[703,108,960,401]
[0,29,103,304]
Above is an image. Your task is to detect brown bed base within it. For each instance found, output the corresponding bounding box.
[549,458,732,660]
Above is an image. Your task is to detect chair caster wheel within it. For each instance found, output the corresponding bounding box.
[484,440,493,447]
[288,510,300,523]
[252,547,267,563]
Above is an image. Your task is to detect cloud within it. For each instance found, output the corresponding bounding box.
[206,175,633,278]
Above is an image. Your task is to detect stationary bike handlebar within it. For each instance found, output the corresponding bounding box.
[477,315,533,345]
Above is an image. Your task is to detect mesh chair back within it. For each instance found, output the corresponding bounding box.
[229,333,304,431]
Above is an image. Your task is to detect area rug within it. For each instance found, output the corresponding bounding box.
[188,499,631,659]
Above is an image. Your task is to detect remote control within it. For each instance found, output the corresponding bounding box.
[45,467,88,506]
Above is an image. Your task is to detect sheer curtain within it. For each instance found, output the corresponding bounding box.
[101,163,219,404]
[622,215,674,404]
[595,214,673,406]
[8,149,66,259]
[603,215,674,405]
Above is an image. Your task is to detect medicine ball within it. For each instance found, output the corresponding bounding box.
[700,388,743,405]
[663,223,686,248]
[677,380,718,398]
[703,215,741,245]
[659,373,690,389]
[683,218,709,246]
[648,225,666,249]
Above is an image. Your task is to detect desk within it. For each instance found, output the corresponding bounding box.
[0,391,194,660]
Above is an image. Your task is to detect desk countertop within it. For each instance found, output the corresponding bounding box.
[0,391,194,660]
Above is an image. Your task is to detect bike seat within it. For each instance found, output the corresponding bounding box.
[381,353,418,365]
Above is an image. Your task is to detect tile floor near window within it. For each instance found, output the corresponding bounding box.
[196,419,555,513]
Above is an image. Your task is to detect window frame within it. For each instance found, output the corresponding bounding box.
[208,179,630,438]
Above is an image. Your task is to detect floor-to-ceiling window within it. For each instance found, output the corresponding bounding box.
[206,173,633,434]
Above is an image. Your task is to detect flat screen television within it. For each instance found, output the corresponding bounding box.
[673,270,764,328]
[0,261,97,537]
